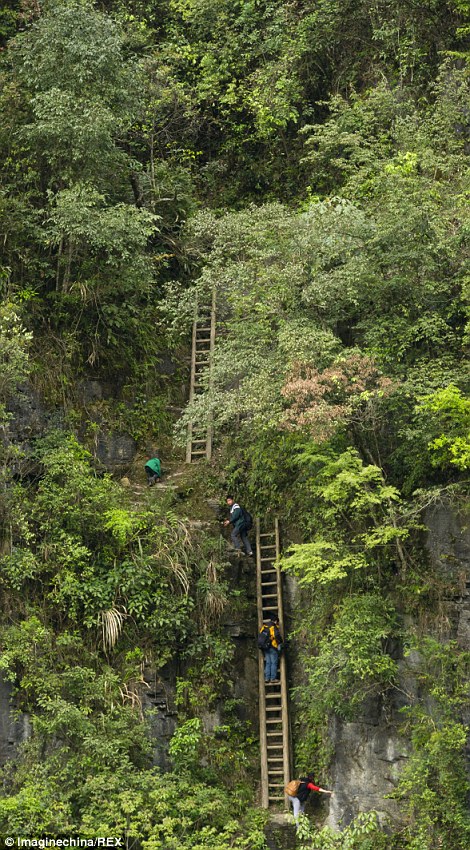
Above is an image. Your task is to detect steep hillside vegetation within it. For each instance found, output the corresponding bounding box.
[0,1,469,848]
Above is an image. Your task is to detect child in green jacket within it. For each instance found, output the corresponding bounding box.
[145,456,161,486]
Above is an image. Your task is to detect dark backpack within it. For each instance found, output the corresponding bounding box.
[242,508,253,530]
[257,626,272,651]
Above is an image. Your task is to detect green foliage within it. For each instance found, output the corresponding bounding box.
[0,428,258,841]
[0,302,32,401]
[391,637,470,849]
[281,448,412,586]
[169,716,203,770]
[297,811,388,850]
[0,762,268,848]
[0,0,192,378]
[0,430,231,651]
[418,385,470,471]
[297,594,399,721]
[1,0,469,843]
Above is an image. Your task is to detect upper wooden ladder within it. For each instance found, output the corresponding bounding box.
[256,517,292,807]
[186,291,216,463]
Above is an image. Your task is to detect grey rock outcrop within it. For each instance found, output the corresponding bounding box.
[324,502,470,830]
[0,674,31,766]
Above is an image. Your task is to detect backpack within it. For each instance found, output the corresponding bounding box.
[257,626,272,651]
[269,623,282,651]
[242,508,253,530]
[285,779,302,797]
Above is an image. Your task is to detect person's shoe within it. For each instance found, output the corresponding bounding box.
[270,679,280,684]
[247,551,254,557]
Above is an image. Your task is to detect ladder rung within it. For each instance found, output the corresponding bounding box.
[266,708,282,713]
[266,733,283,738]
[261,580,277,586]
[268,771,285,776]
[267,757,285,762]
[260,545,276,550]
[260,558,277,563]
[259,533,275,538]
[269,796,285,801]
[262,594,278,599]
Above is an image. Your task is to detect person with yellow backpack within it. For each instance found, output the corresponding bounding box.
[257,613,283,683]
[285,774,333,823]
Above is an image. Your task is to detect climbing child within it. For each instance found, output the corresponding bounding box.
[285,774,333,823]
[145,455,161,486]
[258,613,283,683]
[223,495,253,556]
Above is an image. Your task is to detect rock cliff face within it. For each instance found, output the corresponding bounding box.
[3,381,138,474]
[324,503,470,831]
[0,675,31,765]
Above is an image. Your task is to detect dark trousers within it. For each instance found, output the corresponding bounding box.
[145,466,160,484]
[231,525,252,555]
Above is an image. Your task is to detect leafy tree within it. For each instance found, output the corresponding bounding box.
[418,385,470,472]
[0,302,32,402]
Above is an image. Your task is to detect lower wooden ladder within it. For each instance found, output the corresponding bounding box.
[256,517,292,807]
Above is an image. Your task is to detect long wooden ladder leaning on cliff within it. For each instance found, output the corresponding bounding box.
[256,517,292,808]
[186,291,216,463]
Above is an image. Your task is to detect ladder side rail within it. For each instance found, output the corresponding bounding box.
[274,517,292,808]
[256,517,269,808]
[185,312,199,463]
[206,288,216,461]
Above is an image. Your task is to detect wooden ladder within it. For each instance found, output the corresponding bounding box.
[256,517,292,808]
[186,291,216,463]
